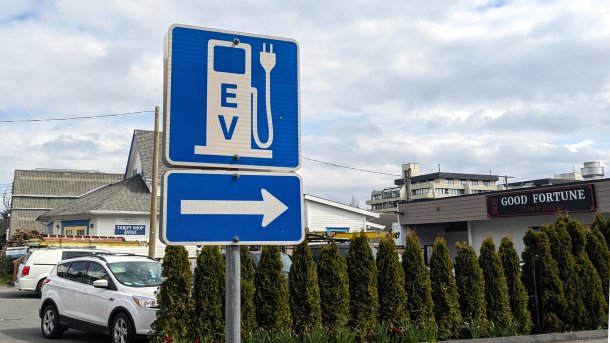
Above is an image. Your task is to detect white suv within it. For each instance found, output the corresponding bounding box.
[39,253,163,343]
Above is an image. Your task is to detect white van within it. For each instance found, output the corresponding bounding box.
[16,248,108,295]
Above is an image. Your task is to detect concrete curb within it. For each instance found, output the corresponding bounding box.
[441,329,607,343]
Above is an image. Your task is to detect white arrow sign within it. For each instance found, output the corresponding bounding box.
[180,189,289,227]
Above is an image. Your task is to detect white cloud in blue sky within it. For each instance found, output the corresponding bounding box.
[1,0,609,210]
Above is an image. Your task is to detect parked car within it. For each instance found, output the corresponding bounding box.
[16,247,108,295]
[40,253,163,343]
[249,250,292,278]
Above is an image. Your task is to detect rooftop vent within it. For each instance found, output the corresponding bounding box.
[581,161,604,180]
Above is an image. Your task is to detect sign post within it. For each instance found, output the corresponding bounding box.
[163,24,302,343]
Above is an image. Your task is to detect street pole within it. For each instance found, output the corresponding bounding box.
[225,238,241,343]
[148,106,160,259]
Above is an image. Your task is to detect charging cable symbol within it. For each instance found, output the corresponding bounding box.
[195,39,276,159]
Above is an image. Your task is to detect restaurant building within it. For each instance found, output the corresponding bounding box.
[396,178,610,261]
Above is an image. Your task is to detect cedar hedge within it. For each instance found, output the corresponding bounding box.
[254,245,292,332]
[377,237,408,327]
[289,240,322,334]
[192,246,225,341]
[499,235,532,334]
[402,230,435,327]
[455,241,486,325]
[317,242,350,329]
[429,236,462,340]
[346,231,379,339]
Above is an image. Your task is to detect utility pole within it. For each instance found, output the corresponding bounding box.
[148,106,160,259]
[405,167,412,202]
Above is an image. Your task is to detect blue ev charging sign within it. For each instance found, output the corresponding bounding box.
[160,170,304,245]
[164,24,300,170]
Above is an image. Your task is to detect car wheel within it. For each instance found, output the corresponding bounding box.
[112,312,135,343]
[35,279,45,297]
[41,304,63,338]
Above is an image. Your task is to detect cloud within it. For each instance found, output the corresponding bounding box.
[1,0,610,211]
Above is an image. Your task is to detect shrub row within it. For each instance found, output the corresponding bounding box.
[152,213,610,342]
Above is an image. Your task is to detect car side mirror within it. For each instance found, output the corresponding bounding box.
[93,279,109,288]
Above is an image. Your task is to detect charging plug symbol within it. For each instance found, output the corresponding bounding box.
[254,43,275,149]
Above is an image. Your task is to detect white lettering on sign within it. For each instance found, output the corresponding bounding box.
[114,225,145,235]
[532,190,586,204]
[500,195,528,206]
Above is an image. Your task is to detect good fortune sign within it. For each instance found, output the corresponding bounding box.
[486,184,596,218]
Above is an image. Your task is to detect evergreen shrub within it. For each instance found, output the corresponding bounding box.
[454,241,486,325]
[240,246,257,335]
[498,235,532,334]
[521,229,565,333]
[401,231,435,327]
[377,237,408,327]
[586,226,610,304]
[152,245,193,341]
[289,240,322,333]
[254,246,291,332]
[317,242,349,329]
[429,236,462,340]
[479,236,512,335]
[192,246,225,341]
[541,217,584,330]
[346,231,378,339]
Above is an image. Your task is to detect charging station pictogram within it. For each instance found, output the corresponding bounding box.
[164,25,300,170]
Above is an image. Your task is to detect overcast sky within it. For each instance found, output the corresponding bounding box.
[1,0,609,211]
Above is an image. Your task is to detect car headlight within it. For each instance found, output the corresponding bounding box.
[132,295,158,308]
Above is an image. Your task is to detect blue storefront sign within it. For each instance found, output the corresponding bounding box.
[114,225,145,235]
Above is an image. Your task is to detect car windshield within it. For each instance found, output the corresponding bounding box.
[251,252,292,274]
[108,261,164,287]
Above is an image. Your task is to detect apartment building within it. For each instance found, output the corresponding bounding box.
[367,163,499,213]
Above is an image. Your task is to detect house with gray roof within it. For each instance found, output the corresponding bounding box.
[35,174,170,258]
[9,169,122,234]
[124,130,169,189]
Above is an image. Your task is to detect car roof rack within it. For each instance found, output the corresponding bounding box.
[63,252,156,262]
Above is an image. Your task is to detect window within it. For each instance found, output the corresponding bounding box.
[460,180,468,185]
[57,262,70,278]
[483,181,490,186]
[76,229,85,235]
[471,181,478,186]
[446,179,454,185]
[65,229,73,236]
[66,261,89,283]
[85,262,108,285]
[382,190,391,199]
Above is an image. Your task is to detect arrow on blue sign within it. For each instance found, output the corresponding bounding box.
[181,189,288,227]
[161,170,303,245]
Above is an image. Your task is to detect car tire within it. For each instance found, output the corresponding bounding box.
[41,304,63,339]
[35,278,45,297]
[112,312,135,343]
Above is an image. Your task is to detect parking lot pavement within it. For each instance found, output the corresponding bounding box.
[0,286,112,343]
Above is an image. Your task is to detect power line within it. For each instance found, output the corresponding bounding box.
[303,157,401,177]
[0,110,154,123]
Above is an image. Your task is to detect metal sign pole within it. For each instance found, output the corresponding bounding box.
[225,241,241,343]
